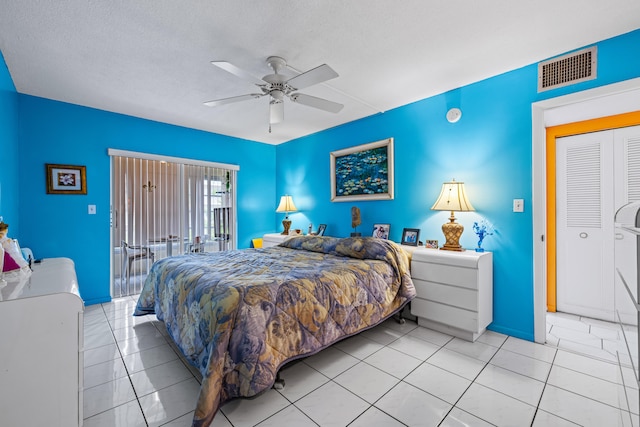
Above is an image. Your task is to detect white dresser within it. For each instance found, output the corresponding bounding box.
[263,233,297,248]
[409,248,493,342]
[0,258,84,426]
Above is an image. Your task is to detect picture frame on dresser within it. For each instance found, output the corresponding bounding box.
[372,223,390,239]
[316,224,327,236]
[425,239,438,249]
[401,228,420,246]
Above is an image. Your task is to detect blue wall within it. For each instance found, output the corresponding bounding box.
[276,29,640,341]
[16,96,276,304]
[0,52,19,234]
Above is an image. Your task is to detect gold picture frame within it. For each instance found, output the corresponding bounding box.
[46,164,87,195]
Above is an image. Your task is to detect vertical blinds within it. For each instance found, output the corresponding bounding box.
[111,154,236,297]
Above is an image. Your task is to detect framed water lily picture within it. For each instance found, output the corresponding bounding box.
[330,138,394,202]
[46,164,87,194]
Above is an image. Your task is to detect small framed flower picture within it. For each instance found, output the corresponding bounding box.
[372,223,390,239]
[425,239,439,249]
[46,164,87,195]
[401,228,420,246]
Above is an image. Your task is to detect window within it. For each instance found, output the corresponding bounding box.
[109,150,238,297]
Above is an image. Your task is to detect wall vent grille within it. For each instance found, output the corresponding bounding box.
[538,46,597,92]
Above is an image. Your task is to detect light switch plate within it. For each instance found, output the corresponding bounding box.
[88,204,96,214]
[513,199,524,213]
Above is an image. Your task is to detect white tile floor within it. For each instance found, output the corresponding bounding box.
[82,297,640,426]
[546,311,639,369]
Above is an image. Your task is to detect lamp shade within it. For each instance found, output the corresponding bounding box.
[431,180,475,212]
[276,195,298,214]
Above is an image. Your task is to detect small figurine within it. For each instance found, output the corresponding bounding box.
[0,221,31,275]
[351,206,362,236]
[0,221,8,242]
[473,219,495,252]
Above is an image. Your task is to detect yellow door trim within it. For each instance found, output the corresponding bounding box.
[546,110,640,312]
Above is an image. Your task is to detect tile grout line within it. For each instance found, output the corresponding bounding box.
[82,301,150,426]
[110,301,151,427]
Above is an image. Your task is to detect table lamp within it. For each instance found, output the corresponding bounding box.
[276,195,298,235]
[431,179,475,251]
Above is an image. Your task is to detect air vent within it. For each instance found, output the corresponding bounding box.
[538,46,597,92]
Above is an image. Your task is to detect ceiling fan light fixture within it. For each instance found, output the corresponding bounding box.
[270,100,284,124]
[271,89,284,101]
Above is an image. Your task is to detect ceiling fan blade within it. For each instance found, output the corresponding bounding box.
[286,64,339,90]
[211,61,265,85]
[289,93,344,113]
[203,93,263,107]
[270,101,284,124]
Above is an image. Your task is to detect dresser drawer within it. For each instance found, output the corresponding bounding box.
[411,261,479,290]
[411,299,479,332]
[413,279,478,311]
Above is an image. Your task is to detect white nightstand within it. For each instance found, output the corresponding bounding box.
[262,233,296,248]
[409,248,493,342]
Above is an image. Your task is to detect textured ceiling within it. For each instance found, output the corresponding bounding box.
[1,1,639,145]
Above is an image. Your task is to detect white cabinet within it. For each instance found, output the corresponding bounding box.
[0,258,84,426]
[263,233,296,248]
[410,249,493,342]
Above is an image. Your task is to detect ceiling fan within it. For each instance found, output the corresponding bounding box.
[204,56,343,128]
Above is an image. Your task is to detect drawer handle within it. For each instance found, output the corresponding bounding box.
[615,233,624,240]
[579,232,588,239]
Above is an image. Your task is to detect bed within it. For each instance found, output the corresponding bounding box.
[134,235,416,427]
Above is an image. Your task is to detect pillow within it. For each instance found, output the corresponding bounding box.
[279,235,340,255]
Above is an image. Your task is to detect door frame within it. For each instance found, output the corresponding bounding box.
[546,115,640,314]
[532,77,640,343]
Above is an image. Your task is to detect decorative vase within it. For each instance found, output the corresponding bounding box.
[475,235,485,252]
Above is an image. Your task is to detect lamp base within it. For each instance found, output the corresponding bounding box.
[281,219,292,235]
[440,215,465,251]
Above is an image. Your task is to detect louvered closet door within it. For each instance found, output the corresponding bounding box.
[556,131,615,320]
[556,125,640,321]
